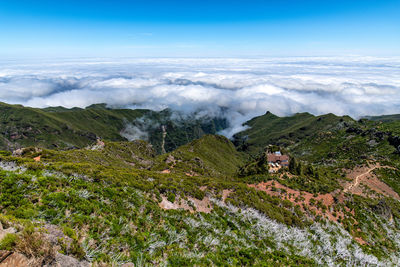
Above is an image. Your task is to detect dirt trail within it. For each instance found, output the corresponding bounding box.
[343,166,378,193]
[161,125,167,154]
[343,164,399,200]
[159,195,212,213]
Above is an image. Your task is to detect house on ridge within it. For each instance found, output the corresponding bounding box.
[267,151,289,167]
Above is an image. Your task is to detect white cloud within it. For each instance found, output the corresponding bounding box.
[0,56,399,138]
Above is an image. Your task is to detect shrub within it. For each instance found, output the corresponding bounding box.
[167,192,176,203]
[62,226,77,240]
[0,151,12,156]
[0,233,17,250]
[15,227,56,266]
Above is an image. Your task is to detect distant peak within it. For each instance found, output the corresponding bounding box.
[264,111,277,117]
[85,103,109,110]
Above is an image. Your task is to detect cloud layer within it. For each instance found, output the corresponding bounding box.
[1,57,400,137]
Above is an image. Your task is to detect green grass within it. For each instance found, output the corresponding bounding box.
[0,233,17,250]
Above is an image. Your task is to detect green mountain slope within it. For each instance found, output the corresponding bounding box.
[0,102,146,150]
[153,134,246,177]
[232,111,400,166]
[0,102,227,153]
[233,111,354,155]
[364,114,400,122]
[40,140,156,170]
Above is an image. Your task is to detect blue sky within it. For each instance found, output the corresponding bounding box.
[0,0,399,58]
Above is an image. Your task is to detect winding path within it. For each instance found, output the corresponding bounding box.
[343,166,378,193]
[343,164,397,195]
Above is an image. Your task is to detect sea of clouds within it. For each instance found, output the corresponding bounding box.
[0,56,399,137]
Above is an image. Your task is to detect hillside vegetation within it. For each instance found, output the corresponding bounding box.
[1,105,400,266]
[233,111,354,155]
[0,102,227,153]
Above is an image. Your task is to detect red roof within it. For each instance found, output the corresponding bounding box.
[267,153,289,163]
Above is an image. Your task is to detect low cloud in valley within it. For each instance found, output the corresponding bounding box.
[0,57,399,137]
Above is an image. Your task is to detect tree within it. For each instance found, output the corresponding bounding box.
[305,165,314,176]
[296,161,303,176]
[289,157,297,174]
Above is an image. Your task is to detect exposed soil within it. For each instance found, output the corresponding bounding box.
[247,163,400,246]
[354,236,367,245]
[222,189,233,202]
[185,171,199,177]
[343,164,399,200]
[248,181,343,222]
[247,180,368,243]
[343,165,378,193]
[159,195,212,213]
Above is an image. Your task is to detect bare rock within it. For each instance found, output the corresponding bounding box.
[12,148,24,157]
[42,225,73,250]
[0,227,17,242]
[368,139,378,147]
[0,251,29,267]
[53,253,89,267]
[165,155,175,164]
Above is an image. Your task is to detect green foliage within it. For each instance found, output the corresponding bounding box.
[146,110,228,154]
[365,114,400,122]
[238,153,269,177]
[154,135,245,177]
[167,192,176,203]
[232,111,400,171]
[233,111,353,155]
[289,156,297,174]
[0,165,316,265]
[283,158,340,193]
[41,140,156,169]
[62,226,77,240]
[0,151,11,156]
[374,168,400,195]
[344,196,400,259]
[0,233,17,250]
[279,172,340,194]
[227,185,308,227]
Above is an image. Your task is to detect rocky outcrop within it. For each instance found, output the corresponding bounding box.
[0,224,17,241]
[0,222,89,267]
[12,147,42,157]
[53,253,89,267]
[42,225,73,250]
[0,251,89,267]
[0,251,29,267]
[388,135,400,153]
[371,199,393,220]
